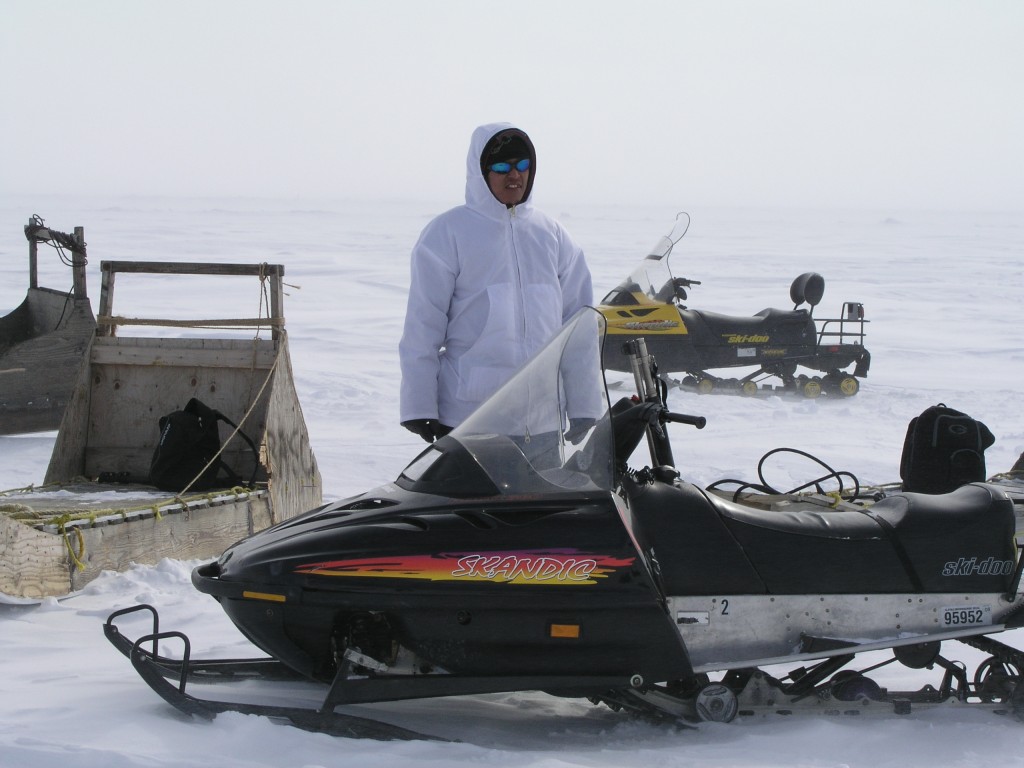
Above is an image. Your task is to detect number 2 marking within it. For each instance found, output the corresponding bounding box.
[721,599,730,616]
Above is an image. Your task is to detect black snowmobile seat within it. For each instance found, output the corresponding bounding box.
[679,308,815,351]
[624,479,769,596]
[626,478,1015,598]
[702,488,916,594]
[701,483,1015,595]
[864,483,1016,593]
[627,479,911,596]
[753,307,811,323]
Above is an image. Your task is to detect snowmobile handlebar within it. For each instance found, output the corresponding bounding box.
[671,277,700,302]
[662,411,707,430]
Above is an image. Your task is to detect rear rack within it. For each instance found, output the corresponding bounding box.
[816,301,868,346]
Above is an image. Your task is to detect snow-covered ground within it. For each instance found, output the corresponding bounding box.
[1,196,1022,767]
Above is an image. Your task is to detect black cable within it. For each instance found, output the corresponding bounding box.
[28,214,88,267]
[707,447,862,504]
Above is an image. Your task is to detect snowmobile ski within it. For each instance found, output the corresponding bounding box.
[104,604,450,741]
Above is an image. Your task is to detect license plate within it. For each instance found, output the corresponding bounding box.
[941,605,990,627]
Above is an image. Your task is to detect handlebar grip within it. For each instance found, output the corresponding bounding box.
[662,412,707,429]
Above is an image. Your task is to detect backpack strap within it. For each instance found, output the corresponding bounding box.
[209,405,261,488]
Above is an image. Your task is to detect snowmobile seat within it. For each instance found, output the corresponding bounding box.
[700,488,918,593]
[679,308,815,352]
[624,479,768,595]
[864,483,1016,593]
[753,307,812,324]
[686,308,804,336]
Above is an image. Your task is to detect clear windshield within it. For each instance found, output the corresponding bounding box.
[601,212,690,306]
[401,308,614,495]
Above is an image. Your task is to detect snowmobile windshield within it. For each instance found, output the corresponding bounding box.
[399,309,614,496]
[601,212,690,306]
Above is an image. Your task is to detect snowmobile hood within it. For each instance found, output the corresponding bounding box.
[200,483,630,597]
[465,122,537,219]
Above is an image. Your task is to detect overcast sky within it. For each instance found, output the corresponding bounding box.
[2,1,1021,210]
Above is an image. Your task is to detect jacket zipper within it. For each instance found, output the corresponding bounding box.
[509,206,527,339]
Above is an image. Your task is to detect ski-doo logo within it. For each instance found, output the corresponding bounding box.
[725,334,769,344]
[941,557,1014,577]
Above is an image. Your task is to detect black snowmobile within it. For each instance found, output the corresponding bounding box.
[599,213,871,397]
[105,309,1024,740]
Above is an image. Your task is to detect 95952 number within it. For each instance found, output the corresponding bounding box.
[941,605,989,627]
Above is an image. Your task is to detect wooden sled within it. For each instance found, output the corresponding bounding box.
[0,260,322,600]
[0,217,96,435]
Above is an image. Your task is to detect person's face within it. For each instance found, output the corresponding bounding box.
[487,159,529,206]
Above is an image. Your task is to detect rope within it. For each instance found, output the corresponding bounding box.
[8,487,262,570]
[0,503,36,520]
[0,482,65,498]
[60,524,87,571]
[0,482,267,529]
[0,487,262,530]
[0,486,264,575]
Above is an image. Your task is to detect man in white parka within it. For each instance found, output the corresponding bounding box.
[399,122,594,443]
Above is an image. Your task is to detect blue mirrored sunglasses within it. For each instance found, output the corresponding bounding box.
[488,158,530,174]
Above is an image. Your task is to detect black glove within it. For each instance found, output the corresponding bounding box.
[564,417,597,444]
[401,419,453,444]
[611,398,664,462]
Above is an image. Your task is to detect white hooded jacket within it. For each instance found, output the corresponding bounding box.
[399,122,594,428]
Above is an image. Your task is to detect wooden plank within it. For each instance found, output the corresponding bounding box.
[102,262,285,278]
[44,337,95,483]
[89,340,276,369]
[0,514,72,599]
[96,316,284,331]
[72,226,88,298]
[98,264,116,336]
[262,336,322,521]
[28,228,38,289]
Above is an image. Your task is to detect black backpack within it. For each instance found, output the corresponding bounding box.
[899,402,995,494]
[149,398,259,492]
